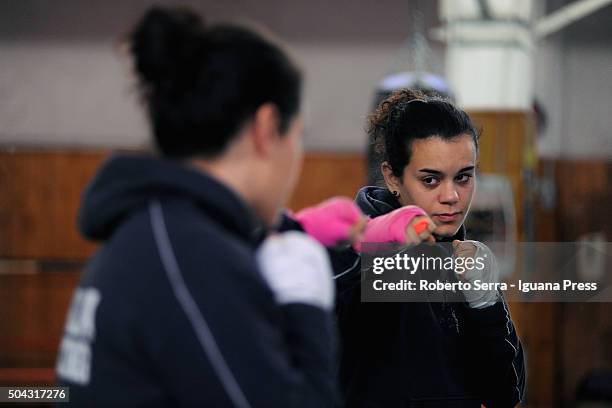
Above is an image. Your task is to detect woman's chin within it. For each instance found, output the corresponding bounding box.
[434,223,461,239]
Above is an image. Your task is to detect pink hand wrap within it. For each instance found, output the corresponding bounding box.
[294,197,363,247]
[355,205,427,252]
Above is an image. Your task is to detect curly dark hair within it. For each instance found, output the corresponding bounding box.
[368,89,479,180]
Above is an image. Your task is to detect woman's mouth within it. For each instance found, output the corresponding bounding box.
[433,212,462,222]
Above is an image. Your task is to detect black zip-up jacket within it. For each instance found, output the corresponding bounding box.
[330,186,526,407]
[55,155,337,407]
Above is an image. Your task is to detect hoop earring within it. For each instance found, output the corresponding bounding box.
[391,190,400,198]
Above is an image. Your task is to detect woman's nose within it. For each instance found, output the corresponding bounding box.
[439,181,459,205]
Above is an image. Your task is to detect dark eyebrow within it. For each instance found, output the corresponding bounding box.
[418,168,442,175]
[458,166,475,173]
[418,166,475,175]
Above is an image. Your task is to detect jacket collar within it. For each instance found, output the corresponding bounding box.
[78,154,263,244]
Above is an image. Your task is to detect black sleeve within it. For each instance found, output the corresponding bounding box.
[461,295,526,407]
[143,272,339,407]
[278,304,340,407]
[142,220,339,408]
[329,247,362,297]
[277,211,305,233]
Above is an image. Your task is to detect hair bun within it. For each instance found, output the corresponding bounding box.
[130,6,207,92]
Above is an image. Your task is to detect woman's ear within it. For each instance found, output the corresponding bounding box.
[251,103,281,156]
[381,161,402,193]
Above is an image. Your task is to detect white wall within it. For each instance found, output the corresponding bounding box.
[558,43,612,159]
[534,0,612,159]
[0,0,431,152]
[0,41,403,151]
[0,42,150,148]
[534,32,566,157]
[0,0,610,157]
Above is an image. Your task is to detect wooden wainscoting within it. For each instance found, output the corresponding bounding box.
[0,149,108,261]
[288,153,366,210]
[0,149,366,260]
[0,262,81,385]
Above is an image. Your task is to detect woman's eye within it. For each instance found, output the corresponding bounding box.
[456,174,472,183]
[422,177,439,186]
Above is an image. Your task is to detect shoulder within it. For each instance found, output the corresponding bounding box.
[88,198,267,301]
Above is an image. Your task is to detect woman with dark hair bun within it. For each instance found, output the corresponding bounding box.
[330,89,526,407]
[55,6,343,407]
[129,7,303,162]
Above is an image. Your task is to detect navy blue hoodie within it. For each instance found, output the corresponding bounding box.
[55,155,337,407]
[330,186,526,407]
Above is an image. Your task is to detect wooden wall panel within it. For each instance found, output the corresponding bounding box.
[552,160,612,405]
[0,150,365,260]
[0,149,365,254]
[527,159,612,406]
[468,111,536,241]
[0,267,80,367]
[0,262,81,385]
[288,153,366,211]
[0,150,108,260]
[555,160,612,241]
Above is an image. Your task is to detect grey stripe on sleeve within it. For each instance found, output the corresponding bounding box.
[333,255,361,280]
[149,200,251,408]
[501,301,522,402]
